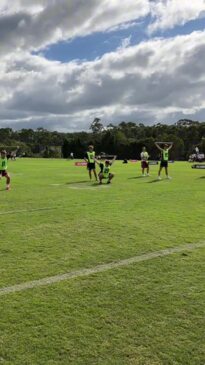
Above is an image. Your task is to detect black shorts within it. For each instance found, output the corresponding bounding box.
[87,162,96,171]
[160,161,168,168]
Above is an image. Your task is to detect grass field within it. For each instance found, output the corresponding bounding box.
[0,159,205,365]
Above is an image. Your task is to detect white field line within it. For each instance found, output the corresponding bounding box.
[68,186,99,190]
[0,242,204,297]
[0,207,59,215]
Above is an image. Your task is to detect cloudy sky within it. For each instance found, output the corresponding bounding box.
[1,0,205,131]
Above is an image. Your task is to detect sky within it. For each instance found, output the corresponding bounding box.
[0,0,205,132]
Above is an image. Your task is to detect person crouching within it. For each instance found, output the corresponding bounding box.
[96,156,116,184]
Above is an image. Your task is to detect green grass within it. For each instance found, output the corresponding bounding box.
[0,159,205,364]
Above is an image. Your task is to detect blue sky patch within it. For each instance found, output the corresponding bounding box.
[35,19,150,62]
[35,16,205,63]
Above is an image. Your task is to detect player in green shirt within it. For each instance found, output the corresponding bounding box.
[84,145,98,181]
[155,142,173,180]
[0,150,11,190]
[95,156,117,184]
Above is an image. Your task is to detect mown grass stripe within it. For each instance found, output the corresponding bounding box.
[0,242,204,296]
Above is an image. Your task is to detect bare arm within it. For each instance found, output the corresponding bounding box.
[94,158,101,165]
[168,143,173,151]
[155,142,163,151]
[110,155,117,165]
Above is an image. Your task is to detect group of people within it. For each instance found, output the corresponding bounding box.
[84,142,173,183]
[0,143,173,191]
[84,145,116,184]
[141,143,173,180]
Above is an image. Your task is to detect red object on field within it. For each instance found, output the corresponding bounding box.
[130,160,138,163]
[75,162,87,166]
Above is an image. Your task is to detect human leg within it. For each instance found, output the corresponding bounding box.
[107,173,114,183]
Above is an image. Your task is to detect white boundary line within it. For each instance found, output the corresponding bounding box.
[0,207,59,215]
[0,242,204,296]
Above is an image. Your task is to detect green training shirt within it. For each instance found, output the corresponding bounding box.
[86,151,95,163]
[103,165,110,178]
[162,149,169,161]
[0,158,8,170]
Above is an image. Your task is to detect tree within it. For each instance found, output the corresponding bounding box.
[89,118,104,134]
[0,128,13,143]
[199,137,205,154]
[0,121,205,160]
[62,139,70,158]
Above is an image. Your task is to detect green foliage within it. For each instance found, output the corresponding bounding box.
[199,137,205,153]
[89,117,104,134]
[0,120,205,159]
[62,139,70,158]
[43,147,62,158]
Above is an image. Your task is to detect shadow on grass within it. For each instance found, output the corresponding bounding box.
[91,182,100,186]
[66,180,89,185]
[198,176,205,179]
[66,180,103,189]
[91,182,110,187]
[128,176,145,180]
[148,179,161,183]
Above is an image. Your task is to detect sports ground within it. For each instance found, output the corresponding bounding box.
[0,159,205,365]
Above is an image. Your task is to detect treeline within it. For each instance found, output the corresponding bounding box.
[0,119,205,160]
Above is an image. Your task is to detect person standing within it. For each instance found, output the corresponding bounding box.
[0,150,11,190]
[155,142,173,180]
[84,145,98,181]
[195,146,199,155]
[140,147,149,176]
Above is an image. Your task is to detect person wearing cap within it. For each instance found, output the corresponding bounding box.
[155,142,173,180]
[95,156,117,184]
[0,150,11,190]
[84,145,98,181]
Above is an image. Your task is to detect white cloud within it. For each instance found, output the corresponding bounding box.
[118,36,132,50]
[1,1,205,130]
[1,0,205,58]
[149,0,205,33]
[0,0,150,55]
[1,30,205,130]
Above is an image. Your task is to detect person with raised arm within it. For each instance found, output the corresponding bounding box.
[155,142,173,180]
[95,156,117,184]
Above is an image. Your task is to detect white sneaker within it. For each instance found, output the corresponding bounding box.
[167,176,172,180]
[158,176,162,180]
